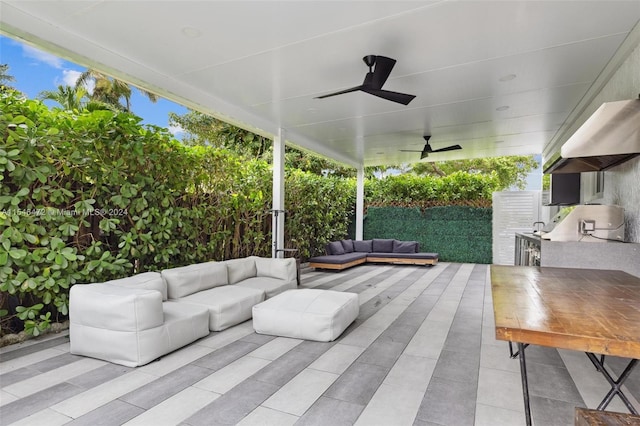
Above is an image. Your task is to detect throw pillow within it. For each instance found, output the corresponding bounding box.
[372,238,394,252]
[341,239,354,253]
[328,241,345,255]
[393,240,419,253]
[353,239,373,253]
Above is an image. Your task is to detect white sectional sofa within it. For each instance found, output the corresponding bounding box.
[70,256,297,367]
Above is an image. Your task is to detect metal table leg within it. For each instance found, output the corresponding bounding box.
[509,341,529,359]
[518,342,533,426]
[585,353,639,415]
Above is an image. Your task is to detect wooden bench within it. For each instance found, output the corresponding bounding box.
[575,407,640,425]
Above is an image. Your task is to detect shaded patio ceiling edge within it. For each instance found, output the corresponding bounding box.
[0,22,360,169]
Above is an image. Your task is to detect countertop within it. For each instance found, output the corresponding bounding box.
[540,240,640,278]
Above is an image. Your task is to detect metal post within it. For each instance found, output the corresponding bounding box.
[272,128,285,258]
[271,209,285,258]
[355,166,364,240]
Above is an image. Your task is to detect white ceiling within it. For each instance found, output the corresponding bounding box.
[1,1,639,168]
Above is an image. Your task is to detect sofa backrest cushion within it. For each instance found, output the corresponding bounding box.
[372,238,394,253]
[340,239,354,253]
[255,257,296,282]
[393,240,419,253]
[225,257,258,284]
[70,283,163,331]
[327,241,345,255]
[106,272,168,301]
[162,261,228,299]
[353,240,373,253]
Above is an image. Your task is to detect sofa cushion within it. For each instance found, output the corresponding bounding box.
[70,284,163,332]
[327,241,345,255]
[340,239,354,253]
[175,285,265,331]
[393,240,419,253]
[255,257,296,282]
[225,257,258,284]
[372,238,394,253]
[162,261,228,299]
[106,272,168,301]
[309,252,367,265]
[353,240,373,253]
[367,252,438,260]
[236,276,296,298]
[156,301,210,349]
[253,289,359,342]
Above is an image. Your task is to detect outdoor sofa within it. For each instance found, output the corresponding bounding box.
[309,238,439,271]
[69,256,297,367]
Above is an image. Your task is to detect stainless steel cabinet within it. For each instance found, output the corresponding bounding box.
[515,233,541,266]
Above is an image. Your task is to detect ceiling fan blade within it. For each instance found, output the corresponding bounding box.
[315,85,363,99]
[370,55,396,89]
[316,55,414,104]
[363,88,416,105]
[431,144,462,153]
[401,146,429,159]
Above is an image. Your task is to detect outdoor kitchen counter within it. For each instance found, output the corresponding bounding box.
[540,240,640,278]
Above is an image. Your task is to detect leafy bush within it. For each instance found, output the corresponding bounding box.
[285,170,355,258]
[0,91,354,336]
[365,172,500,205]
[1,90,499,336]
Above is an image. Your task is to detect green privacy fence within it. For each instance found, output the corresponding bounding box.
[362,206,492,263]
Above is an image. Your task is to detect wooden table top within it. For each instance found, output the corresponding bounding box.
[491,265,640,359]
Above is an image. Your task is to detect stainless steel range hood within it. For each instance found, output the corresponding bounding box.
[544,98,640,174]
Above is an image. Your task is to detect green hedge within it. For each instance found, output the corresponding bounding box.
[363,206,492,263]
[365,172,499,204]
[1,90,497,336]
[0,91,354,336]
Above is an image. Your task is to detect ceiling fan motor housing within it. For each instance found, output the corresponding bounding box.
[363,55,377,68]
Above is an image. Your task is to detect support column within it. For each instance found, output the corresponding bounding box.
[272,128,285,258]
[355,165,365,240]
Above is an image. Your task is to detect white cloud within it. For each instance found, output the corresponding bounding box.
[22,45,64,69]
[62,69,82,87]
[168,124,184,136]
[52,69,94,92]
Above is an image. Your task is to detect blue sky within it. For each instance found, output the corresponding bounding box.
[0,35,188,135]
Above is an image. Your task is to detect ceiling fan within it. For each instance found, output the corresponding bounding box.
[401,136,462,159]
[315,55,416,105]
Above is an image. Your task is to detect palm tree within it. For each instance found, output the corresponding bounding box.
[38,85,115,112]
[1,64,16,89]
[38,85,88,110]
[76,69,157,112]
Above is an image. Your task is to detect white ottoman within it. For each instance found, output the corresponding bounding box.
[252,289,359,342]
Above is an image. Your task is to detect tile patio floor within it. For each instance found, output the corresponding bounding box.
[1,263,639,425]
